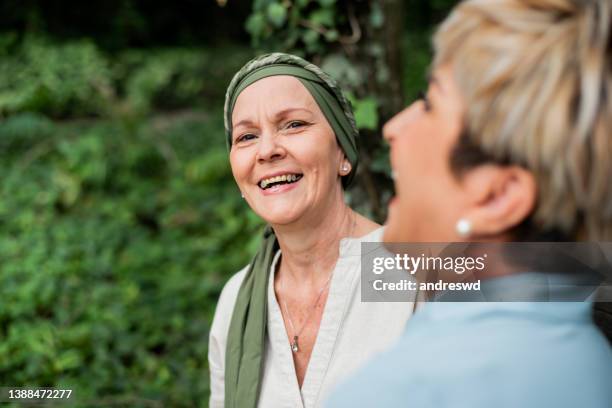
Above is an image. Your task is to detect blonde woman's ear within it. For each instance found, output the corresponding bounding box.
[458,165,537,239]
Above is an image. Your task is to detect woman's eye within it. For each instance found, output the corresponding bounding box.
[236,133,256,143]
[287,121,306,129]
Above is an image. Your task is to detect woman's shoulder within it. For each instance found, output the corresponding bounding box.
[209,266,250,354]
[212,266,248,329]
[216,265,250,316]
[362,225,384,241]
[352,225,385,244]
[353,212,382,239]
[208,265,251,403]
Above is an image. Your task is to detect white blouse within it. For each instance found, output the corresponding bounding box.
[208,227,417,408]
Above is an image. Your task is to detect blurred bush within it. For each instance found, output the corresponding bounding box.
[0,35,113,117]
[0,32,262,406]
[0,35,250,119]
[114,47,250,115]
[0,110,264,406]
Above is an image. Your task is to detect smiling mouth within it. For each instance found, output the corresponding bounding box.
[258,173,303,190]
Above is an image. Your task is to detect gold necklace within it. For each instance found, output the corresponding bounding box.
[279,274,332,353]
[278,210,357,353]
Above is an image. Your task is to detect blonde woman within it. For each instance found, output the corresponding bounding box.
[328,0,612,407]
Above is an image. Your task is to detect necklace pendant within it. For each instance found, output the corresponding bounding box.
[291,336,299,353]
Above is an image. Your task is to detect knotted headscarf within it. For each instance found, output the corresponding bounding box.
[222,53,360,408]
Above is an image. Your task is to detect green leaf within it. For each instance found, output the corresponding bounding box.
[309,8,335,27]
[55,350,83,371]
[376,64,390,84]
[266,3,288,28]
[245,12,266,37]
[321,54,363,88]
[369,3,385,28]
[302,30,320,46]
[349,95,379,130]
[324,29,339,42]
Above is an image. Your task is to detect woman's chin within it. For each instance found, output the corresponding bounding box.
[382,223,402,243]
[256,208,302,227]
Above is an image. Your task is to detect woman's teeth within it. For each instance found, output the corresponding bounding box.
[259,174,302,189]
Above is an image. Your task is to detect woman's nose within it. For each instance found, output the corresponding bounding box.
[256,132,286,163]
[383,103,419,143]
[383,114,401,144]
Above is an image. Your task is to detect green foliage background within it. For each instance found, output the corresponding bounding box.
[0,0,457,406]
[0,39,266,406]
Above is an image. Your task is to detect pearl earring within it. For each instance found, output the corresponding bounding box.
[341,163,350,174]
[240,192,244,199]
[456,218,471,237]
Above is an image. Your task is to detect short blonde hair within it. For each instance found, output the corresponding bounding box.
[434,0,612,240]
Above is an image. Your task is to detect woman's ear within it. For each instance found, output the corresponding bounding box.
[458,164,537,239]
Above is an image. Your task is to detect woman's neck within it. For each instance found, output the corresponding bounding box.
[272,195,377,287]
[274,200,353,285]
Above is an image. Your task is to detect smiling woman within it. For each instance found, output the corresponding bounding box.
[230,75,345,225]
[208,53,417,408]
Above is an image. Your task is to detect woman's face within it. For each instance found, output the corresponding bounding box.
[383,65,468,242]
[230,75,345,226]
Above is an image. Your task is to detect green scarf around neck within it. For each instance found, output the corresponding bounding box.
[222,53,359,408]
[224,226,278,408]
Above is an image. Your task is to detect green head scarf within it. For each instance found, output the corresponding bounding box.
[224,52,359,187]
[222,53,360,408]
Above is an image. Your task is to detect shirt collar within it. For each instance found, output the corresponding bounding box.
[338,226,384,258]
[418,273,593,323]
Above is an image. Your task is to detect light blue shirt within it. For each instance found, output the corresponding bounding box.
[326,276,612,408]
